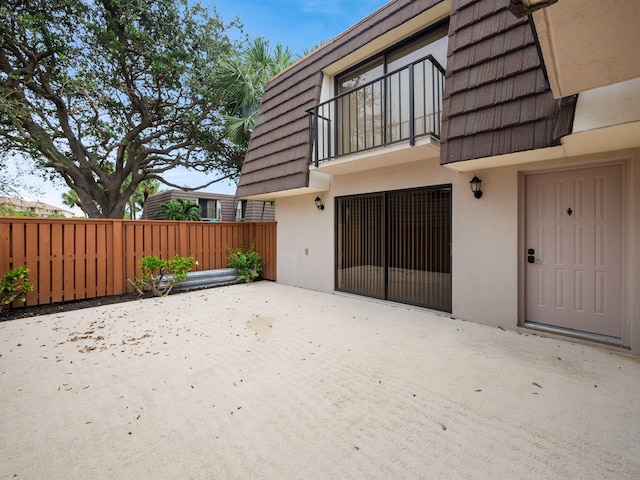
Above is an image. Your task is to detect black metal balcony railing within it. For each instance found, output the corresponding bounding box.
[308,55,445,167]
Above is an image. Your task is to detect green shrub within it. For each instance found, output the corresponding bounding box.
[156,199,202,221]
[227,245,262,283]
[1,265,34,308]
[128,254,195,296]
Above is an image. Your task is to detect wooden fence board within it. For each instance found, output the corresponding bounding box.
[95,223,108,297]
[85,224,97,299]
[188,225,197,266]
[178,223,188,257]
[0,223,8,276]
[166,224,177,259]
[151,224,161,257]
[11,223,26,267]
[0,218,276,307]
[123,222,136,285]
[63,224,75,300]
[74,223,86,300]
[255,223,277,281]
[37,223,51,305]
[23,223,39,305]
[112,220,124,295]
[50,223,64,303]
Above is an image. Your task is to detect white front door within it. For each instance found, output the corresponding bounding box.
[525,165,623,338]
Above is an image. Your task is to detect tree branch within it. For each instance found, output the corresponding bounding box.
[151,171,236,191]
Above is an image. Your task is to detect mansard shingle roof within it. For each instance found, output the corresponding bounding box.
[440,0,575,164]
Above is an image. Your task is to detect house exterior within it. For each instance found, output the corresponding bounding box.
[141,189,275,222]
[0,197,74,218]
[236,0,640,354]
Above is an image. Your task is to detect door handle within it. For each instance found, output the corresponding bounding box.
[527,248,540,263]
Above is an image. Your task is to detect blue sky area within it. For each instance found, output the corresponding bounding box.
[210,0,389,55]
[24,0,391,212]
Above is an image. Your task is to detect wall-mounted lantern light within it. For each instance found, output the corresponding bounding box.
[314,196,325,211]
[470,175,483,199]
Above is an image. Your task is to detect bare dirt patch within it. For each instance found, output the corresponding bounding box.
[0,292,152,322]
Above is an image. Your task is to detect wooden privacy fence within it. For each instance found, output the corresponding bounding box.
[0,218,276,307]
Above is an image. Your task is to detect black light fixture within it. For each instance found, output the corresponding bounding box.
[314,196,325,211]
[470,175,483,199]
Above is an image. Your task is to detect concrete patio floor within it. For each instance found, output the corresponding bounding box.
[1,282,639,479]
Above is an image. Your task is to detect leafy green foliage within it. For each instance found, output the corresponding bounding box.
[61,190,81,210]
[0,205,39,217]
[156,198,201,221]
[128,254,195,296]
[0,0,244,218]
[215,37,295,149]
[1,265,34,308]
[227,245,262,283]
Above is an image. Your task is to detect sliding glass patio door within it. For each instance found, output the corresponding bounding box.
[336,186,451,312]
[336,194,385,298]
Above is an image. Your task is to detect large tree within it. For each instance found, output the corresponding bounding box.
[0,0,243,218]
[61,178,159,219]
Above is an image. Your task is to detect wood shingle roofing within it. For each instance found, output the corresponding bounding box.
[236,0,576,198]
[440,0,574,164]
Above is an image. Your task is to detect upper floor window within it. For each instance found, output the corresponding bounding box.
[338,59,384,94]
[337,24,448,97]
[309,22,448,164]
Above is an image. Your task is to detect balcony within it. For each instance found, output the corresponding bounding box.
[308,55,445,172]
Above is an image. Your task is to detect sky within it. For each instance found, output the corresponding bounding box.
[14,0,390,215]
[210,0,389,55]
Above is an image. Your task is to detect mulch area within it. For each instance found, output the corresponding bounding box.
[1,292,152,322]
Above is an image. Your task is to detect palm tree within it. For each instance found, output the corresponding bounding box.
[298,41,325,59]
[216,37,295,148]
[157,198,202,221]
[134,179,160,219]
[61,189,81,210]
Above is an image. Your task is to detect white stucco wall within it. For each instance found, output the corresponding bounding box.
[274,149,640,353]
[276,193,335,293]
[451,167,519,328]
[276,157,522,328]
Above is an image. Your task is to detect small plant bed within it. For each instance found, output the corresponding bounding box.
[0,279,265,322]
[0,291,151,321]
[227,245,262,283]
[128,255,196,297]
[1,249,265,321]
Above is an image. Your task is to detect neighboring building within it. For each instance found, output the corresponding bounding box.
[141,189,275,222]
[236,0,640,353]
[0,197,74,218]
